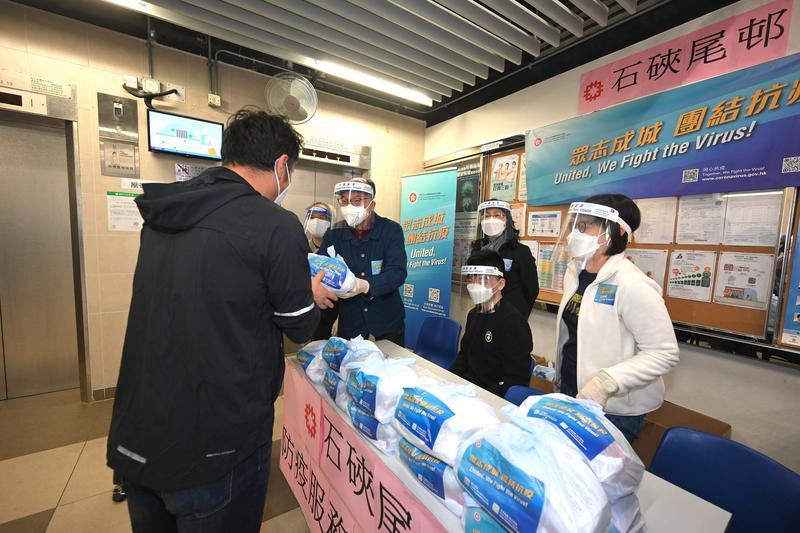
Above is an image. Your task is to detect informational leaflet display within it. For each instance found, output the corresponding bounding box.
[676,195,726,244]
[510,203,526,234]
[528,210,562,238]
[633,197,677,244]
[722,192,783,247]
[106,191,143,231]
[667,250,717,302]
[452,213,478,275]
[538,243,569,292]
[713,253,775,310]
[625,249,668,294]
[489,153,519,201]
[781,237,800,347]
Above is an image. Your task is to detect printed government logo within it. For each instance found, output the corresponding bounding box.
[534,137,542,147]
[408,191,418,204]
[485,331,493,343]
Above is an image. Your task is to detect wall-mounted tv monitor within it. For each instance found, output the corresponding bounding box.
[147,109,223,161]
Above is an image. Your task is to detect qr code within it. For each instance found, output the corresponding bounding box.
[781,156,800,173]
[428,287,440,303]
[682,168,699,183]
[403,284,414,298]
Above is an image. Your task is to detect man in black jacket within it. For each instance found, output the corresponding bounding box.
[107,109,323,532]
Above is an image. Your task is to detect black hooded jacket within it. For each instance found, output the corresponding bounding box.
[107,166,319,491]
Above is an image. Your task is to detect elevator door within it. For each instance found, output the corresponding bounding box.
[0,111,79,398]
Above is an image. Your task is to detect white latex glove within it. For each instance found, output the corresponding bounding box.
[340,278,370,299]
[577,371,619,408]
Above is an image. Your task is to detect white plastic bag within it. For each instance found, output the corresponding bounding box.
[393,381,499,466]
[305,352,328,384]
[455,422,610,533]
[462,504,508,533]
[345,358,418,424]
[397,437,466,517]
[339,336,384,383]
[507,393,645,501]
[321,337,351,372]
[323,369,346,404]
[308,253,356,295]
[297,340,326,371]
[607,493,644,533]
[346,400,399,455]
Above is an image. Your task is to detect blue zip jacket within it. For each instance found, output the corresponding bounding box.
[320,214,407,338]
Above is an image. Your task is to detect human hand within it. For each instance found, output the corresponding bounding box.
[311,270,338,309]
[340,278,370,299]
[576,371,618,408]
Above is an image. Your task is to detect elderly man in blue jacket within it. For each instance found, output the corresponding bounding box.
[319,178,408,345]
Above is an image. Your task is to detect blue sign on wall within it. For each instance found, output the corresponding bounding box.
[526,53,800,206]
[400,169,457,349]
[780,239,800,348]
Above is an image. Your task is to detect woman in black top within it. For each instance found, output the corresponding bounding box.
[470,199,539,319]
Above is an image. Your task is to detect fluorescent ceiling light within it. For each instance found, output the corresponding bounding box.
[314,60,433,107]
[721,190,783,198]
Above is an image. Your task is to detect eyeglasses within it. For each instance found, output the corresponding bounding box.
[575,220,600,233]
[337,194,371,207]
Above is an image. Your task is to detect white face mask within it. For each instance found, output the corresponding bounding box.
[466,283,494,305]
[567,231,601,259]
[273,161,291,205]
[343,203,371,227]
[481,217,506,237]
[306,218,330,238]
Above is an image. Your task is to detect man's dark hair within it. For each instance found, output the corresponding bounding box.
[466,249,505,276]
[221,108,303,170]
[584,193,641,256]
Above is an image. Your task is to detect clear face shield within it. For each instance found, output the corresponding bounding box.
[552,202,632,270]
[460,265,505,313]
[304,204,332,240]
[477,200,512,242]
[333,181,375,230]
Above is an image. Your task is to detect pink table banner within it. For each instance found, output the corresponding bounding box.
[280,362,446,533]
[578,0,792,114]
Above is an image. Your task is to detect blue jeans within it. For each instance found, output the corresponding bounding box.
[124,441,271,533]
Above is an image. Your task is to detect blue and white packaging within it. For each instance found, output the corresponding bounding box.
[397,438,466,517]
[393,382,499,466]
[462,505,508,533]
[297,340,326,370]
[305,351,329,384]
[339,336,384,384]
[455,423,610,533]
[346,400,400,455]
[323,369,345,403]
[506,394,645,501]
[308,253,356,295]
[321,337,351,372]
[345,358,418,424]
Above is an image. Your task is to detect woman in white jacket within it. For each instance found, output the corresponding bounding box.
[555,194,679,443]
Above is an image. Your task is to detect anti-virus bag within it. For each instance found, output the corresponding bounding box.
[462,504,508,533]
[347,400,400,455]
[339,336,384,383]
[506,393,645,501]
[455,422,610,533]
[297,340,326,371]
[397,437,466,517]
[321,337,351,372]
[393,382,499,466]
[323,369,346,404]
[305,353,328,384]
[308,253,356,295]
[346,358,418,424]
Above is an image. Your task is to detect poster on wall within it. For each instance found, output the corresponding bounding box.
[522,240,540,264]
[780,237,800,347]
[456,161,481,212]
[489,153,519,201]
[453,213,478,275]
[510,203,525,234]
[538,243,569,293]
[106,191,143,231]
[713,252,774,309]
[667,250,717,302]
[633,197,677,244]
[722,191,783,246]
[676,195,727,244]
[625,249,668,294]
[100,141,139,178]
[400,169,456,349]
[578,0,792,114]
[526,53,800,207]
[527,210,562,238]
[518,156,528,201]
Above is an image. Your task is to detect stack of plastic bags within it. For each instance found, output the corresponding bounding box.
[455,422,610,533]
[347,399,401,454]
[346,357,418,424]
[502,393,645,532]
[308,249,356,296]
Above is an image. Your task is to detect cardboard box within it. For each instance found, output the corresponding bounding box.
[529,375,555,393]
[634,400,732,469]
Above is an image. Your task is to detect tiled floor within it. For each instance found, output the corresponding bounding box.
[0,392,308,533]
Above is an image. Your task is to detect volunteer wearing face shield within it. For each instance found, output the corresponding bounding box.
[304,202,340,340]
[470,200,539,320]
[318,178,408,345]
[553,194,679,443]
[450,250,533,397]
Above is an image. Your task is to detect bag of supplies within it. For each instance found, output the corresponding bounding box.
[347,400,400,454]
[323,369,346,403]
[305,352,328,384]
[346,357,418,424]
[607,494,644,533]
[339,336,384,383]
[455,422,610,533]
[321,337,351,372]
[308,252,356,295]
[397,437,467,517]
[393,381,499,466]
[505,393,644,501]
[463,504,508,533]
[297,340,326,370]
